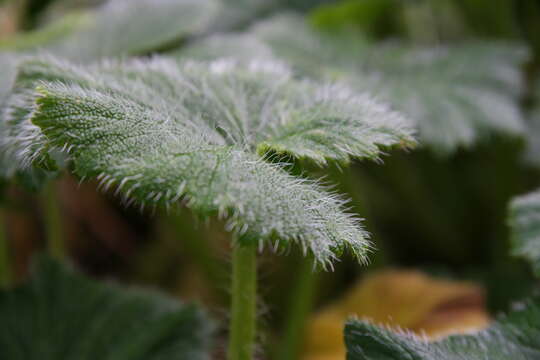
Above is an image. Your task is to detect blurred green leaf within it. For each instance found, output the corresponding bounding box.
[254,14,527,154]
[524,111,540,166]
[0,12,91,51]
[0,255,213,359]
[310,0,400,38]
[0,53,17,108]
[400,0,466,43]
[509,189,540,276]
[523,80,540,167]
[345,297,540,359]
[1,0,219,60]
[180,33,278,62]
[0,53,20,184]
[181,14,527,154]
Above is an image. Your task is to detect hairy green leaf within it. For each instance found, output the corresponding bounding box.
[181,14,526,153]
[1,0,219,59]
[509,189,540,276]
[3,56,413,264]
[0,255,213,359]
[345,297,540,359]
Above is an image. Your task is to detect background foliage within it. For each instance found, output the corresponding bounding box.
[2,0,540,359]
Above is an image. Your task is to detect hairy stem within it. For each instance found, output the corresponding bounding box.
[276,256,317,360]
[228,243,257,360]
[0,208,11,288]
[42,182,65,259]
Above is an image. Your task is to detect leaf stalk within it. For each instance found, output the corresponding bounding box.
[228,242,257,360]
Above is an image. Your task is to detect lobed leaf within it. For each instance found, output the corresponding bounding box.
[0,255,213,359]
[2,56,414,264]
[508,189,540,276]
[345,297,540,359]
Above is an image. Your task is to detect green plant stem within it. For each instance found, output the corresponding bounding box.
[42,182,65,259]
[0,208,11,288]
[276,256,317,360]
[228,243,257,360]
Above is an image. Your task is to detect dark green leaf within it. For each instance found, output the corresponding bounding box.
[345,298,540,359]
[0,255,213,359]
[509,189,540,276]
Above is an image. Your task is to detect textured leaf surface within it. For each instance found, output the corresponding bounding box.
[181,14,526,153]
[345,298,540,360]
[509,189,540,276]
[0,255,212,359]
[1,0,219,60]
[3,56,413,263]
